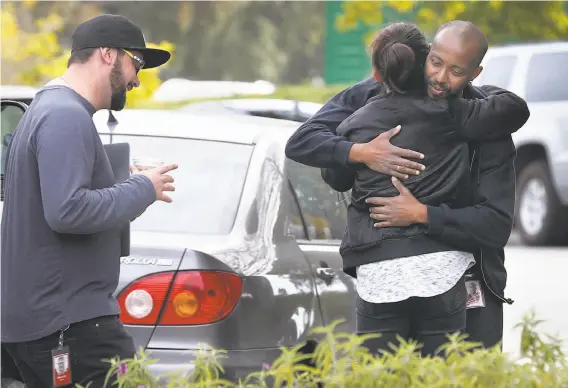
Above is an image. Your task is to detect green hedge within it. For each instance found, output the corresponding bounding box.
[80,311,567,388]
[135,84,351,110]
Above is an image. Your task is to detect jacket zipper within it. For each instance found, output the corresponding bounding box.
[471,148,513,305]
[479,248,514,305]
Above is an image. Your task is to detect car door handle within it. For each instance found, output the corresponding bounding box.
[316,267,336,280]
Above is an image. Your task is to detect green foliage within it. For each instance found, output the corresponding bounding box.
[336,1,568,45]
[98,1,325,84]
[79,311,567,388]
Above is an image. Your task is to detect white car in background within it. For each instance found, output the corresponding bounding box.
[152,78,277,102]
[0,85,37,106]
[1,86,37,204]
[473,41,568,246]
[180,98,323,123]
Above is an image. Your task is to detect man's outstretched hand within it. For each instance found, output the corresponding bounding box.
[366,177,428,227]
[132,163,178,203]
[349,125,426,179]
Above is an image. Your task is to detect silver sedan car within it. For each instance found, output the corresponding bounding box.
[0,104,357,384]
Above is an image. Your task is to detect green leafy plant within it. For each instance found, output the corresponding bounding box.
[80,310,567,388]
[336,1,568,45]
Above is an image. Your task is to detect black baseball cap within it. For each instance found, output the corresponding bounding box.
[71,14,171,69]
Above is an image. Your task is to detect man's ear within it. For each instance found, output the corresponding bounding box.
[372,68,383,82]
[100,47,115,66]
[470,66,483,82]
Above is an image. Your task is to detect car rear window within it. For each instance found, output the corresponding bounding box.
[111,135,253,235]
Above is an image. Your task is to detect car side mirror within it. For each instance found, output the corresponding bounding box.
[1,100,28,200]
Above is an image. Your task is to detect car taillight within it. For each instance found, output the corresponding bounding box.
[118,272,175,325]
[118,271,242,326]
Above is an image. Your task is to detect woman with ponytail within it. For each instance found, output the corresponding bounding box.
[335,22,529,356]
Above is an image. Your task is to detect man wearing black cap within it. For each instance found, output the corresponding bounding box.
[1,14,174,387]
[63,13,171,111]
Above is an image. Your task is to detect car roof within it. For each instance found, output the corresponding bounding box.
[219,98,321,113]
[485,41,568,56]
[92,109,299,145]
[0,85,38,100]
[181,98,323,115]
[178,100,244,116]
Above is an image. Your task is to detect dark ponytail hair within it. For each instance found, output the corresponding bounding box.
[370,22,429,94]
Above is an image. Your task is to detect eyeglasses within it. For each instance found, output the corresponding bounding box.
[121,49,145,73]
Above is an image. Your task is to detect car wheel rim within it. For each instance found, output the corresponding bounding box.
[519,178,548,237]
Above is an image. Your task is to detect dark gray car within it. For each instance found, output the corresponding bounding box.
[0,103,357,384]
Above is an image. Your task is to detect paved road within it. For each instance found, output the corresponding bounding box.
[501,243,568,358]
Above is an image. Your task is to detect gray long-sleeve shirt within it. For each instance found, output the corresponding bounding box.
[1,85,156,342]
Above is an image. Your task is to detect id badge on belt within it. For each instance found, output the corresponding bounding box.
[52,325,72,387]
[465,275,486,309]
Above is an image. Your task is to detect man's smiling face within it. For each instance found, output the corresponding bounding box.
[424,28,483,100]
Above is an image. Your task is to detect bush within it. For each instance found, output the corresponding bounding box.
[81,311,567,388]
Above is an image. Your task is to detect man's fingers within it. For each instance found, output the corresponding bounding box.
[368,205,388,214]
[159,194,173,203]
[382,125,401,139]
[390,157,425,176]
[391,177,410,195]
[162,183,175,192]
[370,212,389,221]
[388,168,410,180]
[374,221,392,228]
[161,174,175,184]
[399,158,426,172]
[158,163,179,174]
[365,197,391,206]
[391,145,425,161]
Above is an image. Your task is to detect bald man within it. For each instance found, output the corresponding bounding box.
[285,20,520,351]
[425,20,488,100]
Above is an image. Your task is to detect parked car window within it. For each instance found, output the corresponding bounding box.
[525,52,568,103]
[283,182,308,239]
[479,55,517,89]
[1,104,26,200]
[286,160,347,240]
[112,135,253,235]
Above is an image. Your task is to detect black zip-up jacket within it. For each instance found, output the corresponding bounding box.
[285,78,525,304]
[335,89,529,271]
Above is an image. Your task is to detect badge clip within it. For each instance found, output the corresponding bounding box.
[52,325,72,387]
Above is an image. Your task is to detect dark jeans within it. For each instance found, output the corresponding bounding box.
[4,315,135,388]
[465,279,504,350]
[356,275,467,357]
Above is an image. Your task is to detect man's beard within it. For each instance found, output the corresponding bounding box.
[425,77,469,100]
[109,59,127,111]
[425,78,451,100]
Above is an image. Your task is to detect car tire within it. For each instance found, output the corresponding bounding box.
[516,160,568,246]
